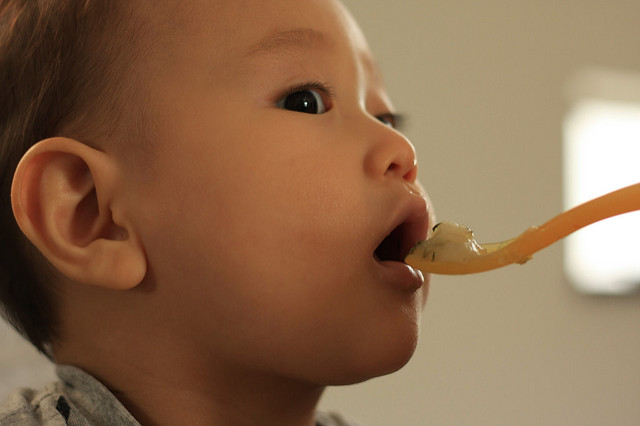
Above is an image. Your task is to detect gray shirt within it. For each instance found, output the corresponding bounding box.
[0,365,358,425]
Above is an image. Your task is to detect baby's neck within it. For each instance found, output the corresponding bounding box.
[58,343,324,426]
[113,368,325,426]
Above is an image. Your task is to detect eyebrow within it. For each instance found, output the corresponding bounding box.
[245,28,325,58]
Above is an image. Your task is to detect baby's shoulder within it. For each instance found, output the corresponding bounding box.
[0,365,139,426]
[0,380,68,425]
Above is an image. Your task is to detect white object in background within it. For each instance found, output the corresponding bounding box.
[563,69,640,294]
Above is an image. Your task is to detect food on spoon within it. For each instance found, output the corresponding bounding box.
[405,221,533,274]
[408,221,487,262]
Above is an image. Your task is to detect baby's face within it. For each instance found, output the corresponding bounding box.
[121,0,432,384]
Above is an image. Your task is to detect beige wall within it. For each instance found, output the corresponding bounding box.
[1,1,639,425]
[320,0,640,425]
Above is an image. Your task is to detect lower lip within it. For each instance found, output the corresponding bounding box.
[377,260,425,292]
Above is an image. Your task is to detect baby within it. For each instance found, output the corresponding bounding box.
[0,0,433,424]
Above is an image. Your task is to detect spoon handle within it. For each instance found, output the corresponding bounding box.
[513,181,640,259]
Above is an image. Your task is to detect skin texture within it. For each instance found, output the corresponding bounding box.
[11,0,434,424]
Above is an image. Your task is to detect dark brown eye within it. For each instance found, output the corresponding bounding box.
[277,89,327,114]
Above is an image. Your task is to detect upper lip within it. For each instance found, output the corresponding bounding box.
[373,192,430,263]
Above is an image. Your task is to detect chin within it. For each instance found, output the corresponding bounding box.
[328,322,421,386]
[332,347,418,387]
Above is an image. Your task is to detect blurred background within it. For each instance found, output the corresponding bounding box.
[2,0,640,425]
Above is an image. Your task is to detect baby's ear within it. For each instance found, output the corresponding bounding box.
[11,137,147,290]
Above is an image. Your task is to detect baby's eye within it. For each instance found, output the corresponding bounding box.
[276,83,332,115]
[376,113,402,129]
[277,89,327,114]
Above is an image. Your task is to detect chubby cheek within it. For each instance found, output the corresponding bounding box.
[136,140,365,300]
[133,123,425,382]
[233,145,366,265]
[136,178,424,385]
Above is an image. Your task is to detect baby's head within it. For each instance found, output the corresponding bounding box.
[2,0,432,387]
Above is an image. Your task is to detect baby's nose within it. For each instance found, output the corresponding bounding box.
[364,122,418,183]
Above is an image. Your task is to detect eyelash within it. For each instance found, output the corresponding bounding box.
[279,80,335,105]
[276,80,405,130]
[376,112,405,131]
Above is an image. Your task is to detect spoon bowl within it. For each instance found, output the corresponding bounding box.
[405,182,640,275]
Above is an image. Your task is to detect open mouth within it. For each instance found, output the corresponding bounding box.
[374,222,417,263]
[372,194,430,266]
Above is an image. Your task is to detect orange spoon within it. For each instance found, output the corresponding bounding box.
[405,182,640,275]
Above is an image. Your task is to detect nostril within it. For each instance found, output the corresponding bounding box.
[402,162,418,182]
[385,158,418,182]
[385,162,401,175]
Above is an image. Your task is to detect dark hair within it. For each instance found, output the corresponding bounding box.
[0,0,149,356]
